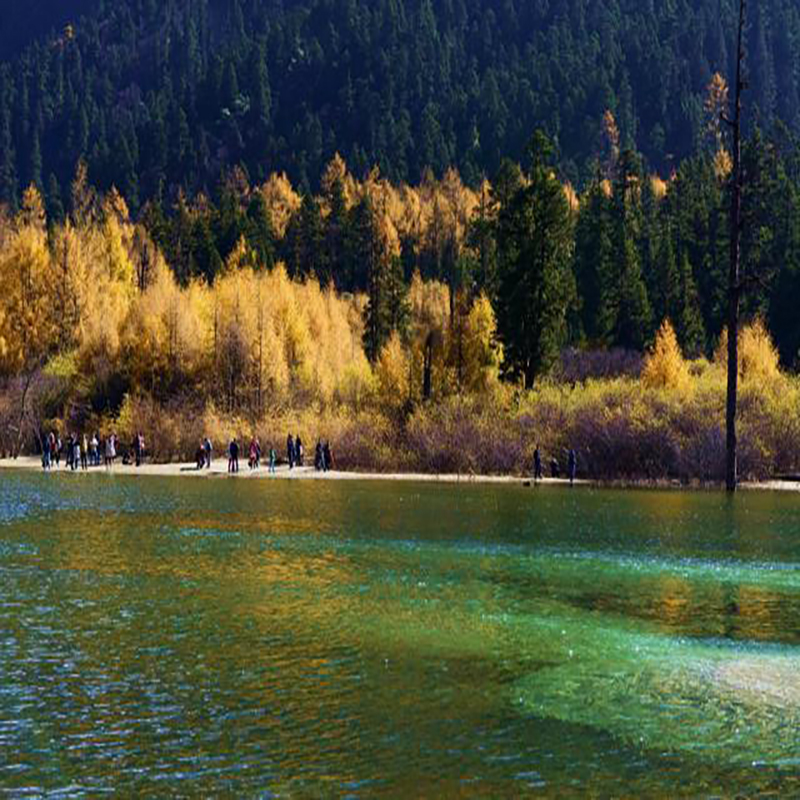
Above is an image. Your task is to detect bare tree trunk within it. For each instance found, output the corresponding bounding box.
[726,0,746,493]
[14,371,36,459]
[256,282,263,414]
[423,333,433,401]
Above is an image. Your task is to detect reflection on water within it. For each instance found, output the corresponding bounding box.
[4,473,800,794]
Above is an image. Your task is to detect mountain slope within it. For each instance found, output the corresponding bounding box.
[0,0,99,60]
[0,0,797,212]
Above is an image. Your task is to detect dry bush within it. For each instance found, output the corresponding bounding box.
[557,347,642,383]
[406,396,530,475]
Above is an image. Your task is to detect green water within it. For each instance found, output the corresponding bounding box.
[3,475,800,795]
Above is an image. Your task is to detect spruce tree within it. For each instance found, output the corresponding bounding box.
[573,182,614,344]
[496,131,575,388]
[605,150,652,349]
[361,198,388,363]
[676,250,706,356]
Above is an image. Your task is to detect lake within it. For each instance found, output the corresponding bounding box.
[2,472,800,795]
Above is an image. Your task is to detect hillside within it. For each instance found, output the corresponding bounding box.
[0,0,99,61]
[1,0,798,213]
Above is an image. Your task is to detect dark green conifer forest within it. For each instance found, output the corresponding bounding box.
[2,0,799,205]
[2,0,800,370]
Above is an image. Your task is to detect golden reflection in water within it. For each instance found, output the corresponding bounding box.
[654,575,693,627]
[731,585,785,641]
[11,476,800,795]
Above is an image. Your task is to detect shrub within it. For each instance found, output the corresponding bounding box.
[557,347,642,383]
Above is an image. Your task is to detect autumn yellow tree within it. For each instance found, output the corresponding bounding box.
[461,294,503,394]
[641,319,690,392]
[0,187,58,452]
[375,332,411,417]
[716,319,781,387]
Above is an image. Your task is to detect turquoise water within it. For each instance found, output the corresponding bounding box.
[3,473,800,795]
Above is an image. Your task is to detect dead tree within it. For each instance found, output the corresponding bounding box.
[724,0,746,492]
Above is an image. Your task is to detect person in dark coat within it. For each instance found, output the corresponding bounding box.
[550,458,560,479]
[533,446,543,481]
[228,438,239,473]
[287,434,295,469]
[568,449,577,485]
[196,441,206,470]
[315,441,323,471]
[42,433,51,470]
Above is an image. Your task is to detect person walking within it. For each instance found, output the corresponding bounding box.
[105,434,116,469]
[81,434,88,470]
[55,435,62,468]
[134,432,145,467]
[72,437,80,472]
[42,433,51,470]
[287,434,295,470]
[322,441,333,472]
[90,433,99,466]
[568,449,577,486]
[228,438,239,474]
[296,436,304,467]
[269,447,276,475]
[65,434,74,470]
[204,437,213,469]
[533,446,543,481]
[315,440,323,471]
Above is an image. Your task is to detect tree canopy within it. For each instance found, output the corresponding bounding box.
[1,0,799,213]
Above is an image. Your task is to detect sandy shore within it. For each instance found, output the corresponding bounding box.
[1,455,797,491]
[0,455,582,486]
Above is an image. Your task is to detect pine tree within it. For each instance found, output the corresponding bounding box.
[603,150,652,349]
[0,69,18,207]
[360,196,390,362]
[322,168,348,288]
[245,192,275,269]
[573,181,614,344]
[287,194,324,279]
[496,131,575,388]
[676,250,706,356]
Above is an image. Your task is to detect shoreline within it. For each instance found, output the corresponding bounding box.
[0,455,572,486]
[0,456,798,492]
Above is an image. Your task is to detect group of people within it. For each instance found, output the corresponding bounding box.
[314,440,334,472]
[41,431,145,471]
[285,434,334,472]
[195,437,214,469]
[533,446,578,484]
[287,434,334,472]
[226,437,277,474]
[194,433,334,474]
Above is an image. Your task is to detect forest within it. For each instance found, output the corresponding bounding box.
[1,1,800,481]
[1,86,800,482]
[1,0,800,211]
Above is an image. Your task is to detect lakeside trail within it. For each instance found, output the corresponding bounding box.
[1,456,798,492]
[0,455,582,486]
